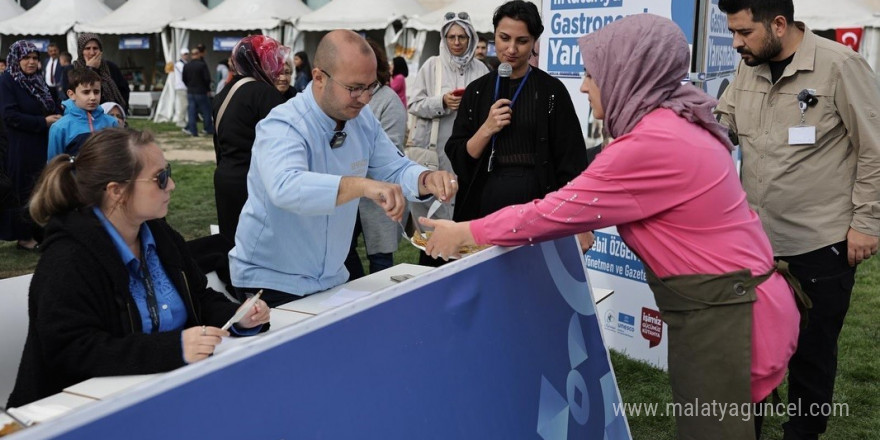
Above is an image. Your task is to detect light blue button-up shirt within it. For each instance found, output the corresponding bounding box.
[230,84,429,296]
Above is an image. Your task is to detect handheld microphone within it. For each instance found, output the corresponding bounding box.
[497,63,512,101]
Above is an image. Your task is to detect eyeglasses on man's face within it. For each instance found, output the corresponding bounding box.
[444,11,470,21]
[319,69,381,99]
[128,164,172,190]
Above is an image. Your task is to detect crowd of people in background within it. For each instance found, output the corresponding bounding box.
[0,31,320,257]
[1,2,878,440]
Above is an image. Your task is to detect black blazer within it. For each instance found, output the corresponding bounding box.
[41,57,64,87]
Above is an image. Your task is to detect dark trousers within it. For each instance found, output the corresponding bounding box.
[214,168,247,244]
[234,286,305,309]
[345,213,394,279]
[778,241,855,439]
[418,249,447,267]
[186,93,214,135]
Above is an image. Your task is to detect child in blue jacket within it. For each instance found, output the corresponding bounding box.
[47,67,117,160]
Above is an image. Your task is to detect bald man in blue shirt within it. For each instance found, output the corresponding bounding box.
[230,30,458,306]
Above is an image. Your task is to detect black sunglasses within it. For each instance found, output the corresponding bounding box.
[445,11,470,21]
[128,164,172,190]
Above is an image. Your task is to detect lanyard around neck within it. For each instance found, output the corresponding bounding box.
[488,67,532,172]
[139,243,161,333]
[492,66,532,107]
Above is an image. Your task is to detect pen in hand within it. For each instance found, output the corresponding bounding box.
[221,290,263,331]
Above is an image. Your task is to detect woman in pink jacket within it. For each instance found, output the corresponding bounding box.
[423,14,805,440]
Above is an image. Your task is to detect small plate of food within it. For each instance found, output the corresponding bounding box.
[408,231,490,258]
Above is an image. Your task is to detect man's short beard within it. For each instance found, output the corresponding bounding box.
[741,26,784,66]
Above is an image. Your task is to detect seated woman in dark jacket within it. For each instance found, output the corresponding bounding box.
[6,128,270,408]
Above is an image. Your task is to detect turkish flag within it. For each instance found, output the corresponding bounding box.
[836,27,863,51]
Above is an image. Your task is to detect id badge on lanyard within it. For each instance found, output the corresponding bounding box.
[789,89,816,145]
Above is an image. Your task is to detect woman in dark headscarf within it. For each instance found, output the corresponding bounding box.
[212,35,289,246]
[0,40,61,250]
[424,14,805,440]
[63,33,129,110]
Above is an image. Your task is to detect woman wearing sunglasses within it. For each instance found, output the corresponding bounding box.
[6,128,270,408]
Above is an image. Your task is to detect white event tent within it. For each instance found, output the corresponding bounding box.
[73,0,208,92]
[293,0,427,64]
[156,0,314,122]
[0,0,24,49]
[407,0,498,33]
[172,0,313,45]
[796,0,880,73]
[405,0,507,65]
[0,0,110,58]
[796,0,879,29]
[0,0,22,19]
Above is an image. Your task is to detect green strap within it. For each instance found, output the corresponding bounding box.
[774,259,813,329]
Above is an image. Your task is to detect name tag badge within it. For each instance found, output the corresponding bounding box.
[788,125,816,145]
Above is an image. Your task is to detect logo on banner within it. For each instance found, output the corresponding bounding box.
[836,27,863,51]
[536,240,626,439]
[604,309,616,327]
[602,309,636,338]
[640,308,663,348]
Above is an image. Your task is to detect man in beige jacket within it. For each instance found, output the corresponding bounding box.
[715,1,880,438]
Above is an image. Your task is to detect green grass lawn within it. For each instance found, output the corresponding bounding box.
[1,161,876,438]
[127,118,184,134]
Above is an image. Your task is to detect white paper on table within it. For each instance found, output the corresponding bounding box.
[215,335,250,354]
[319,288,371,308]
[7,404,69,424]
[63,374,158,400]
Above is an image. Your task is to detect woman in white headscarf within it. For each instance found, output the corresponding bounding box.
[407,11,488,266]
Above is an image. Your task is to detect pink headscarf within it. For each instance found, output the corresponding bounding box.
[578,14,734,151]
[231,35,290,85]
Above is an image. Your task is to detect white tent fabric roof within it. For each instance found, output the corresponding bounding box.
[75,0,207,34]
[796,0,880,29]
[407,0,503,33]
[171,0,312,31]
[0,0,110,35]
[0,0,24,23]
[296,0,427,32]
